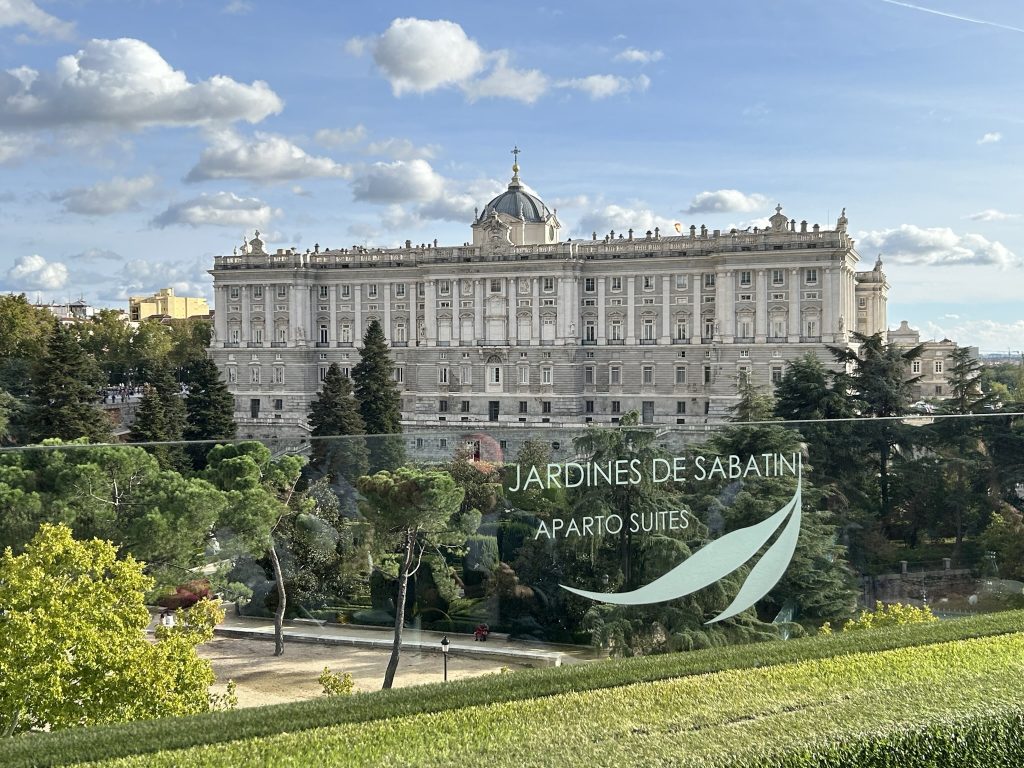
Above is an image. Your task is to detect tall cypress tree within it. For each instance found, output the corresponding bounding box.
[24,321,112,443]
[308,363,369,483]
[130,364,189,473]
[184,357,237,468]
[352,319,404,471]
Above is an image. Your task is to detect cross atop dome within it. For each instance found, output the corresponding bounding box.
[510,145,522,187]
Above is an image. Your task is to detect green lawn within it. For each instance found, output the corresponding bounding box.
[79,633,1024,767]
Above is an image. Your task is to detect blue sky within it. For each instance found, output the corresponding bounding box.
[0,0,1021,351]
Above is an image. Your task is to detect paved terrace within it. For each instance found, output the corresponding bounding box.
[203,608,606,667]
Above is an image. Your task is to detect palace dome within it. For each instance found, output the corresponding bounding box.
[478,162,552,223]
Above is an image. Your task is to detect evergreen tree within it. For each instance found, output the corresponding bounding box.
[828,331,923,525]
[23,321,111,444]
[352,319,404,471]
[308,363,369,484]
[943,347,994,415]
[184,357,237,468]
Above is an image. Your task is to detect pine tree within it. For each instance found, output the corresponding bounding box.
[308,363,369,483]
[352,319,404,471]
[184,357,236,469]
[24,321,112,443]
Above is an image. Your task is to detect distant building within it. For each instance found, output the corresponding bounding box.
[889,320,977,399]
[129,288,210,322]
[34,299,95,323]
[209,154,891,442]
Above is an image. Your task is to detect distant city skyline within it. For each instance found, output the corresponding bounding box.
[0,1,1021,352]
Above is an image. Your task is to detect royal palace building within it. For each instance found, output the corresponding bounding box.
[209,158,889,441]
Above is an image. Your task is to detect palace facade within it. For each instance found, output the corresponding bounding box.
[208,159,888,441]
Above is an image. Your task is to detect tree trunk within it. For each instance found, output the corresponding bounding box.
[268,539,286,657]
[382,528,414,690]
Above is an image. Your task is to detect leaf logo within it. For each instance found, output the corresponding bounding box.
[560,478,802,624]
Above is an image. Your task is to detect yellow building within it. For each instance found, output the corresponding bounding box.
[129,287,210,322]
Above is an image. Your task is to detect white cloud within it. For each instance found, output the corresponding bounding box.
[351,158,445,203]
[112,258,212,302]
[558,74,650,100]
[222,0,251,13]
[978,131,1002,145]
[614,48,663,64]
[53,174,158,215]
[364,137,438,160]
[685,189,769,215]
[0,38,282,132]
[356,18,487,96]
[291,185,312,197]
[857,224,1020,267]
[0,0,75,40]
[314,125,367,148]
[70,248,124,263]
[461,52,548,104]
[5,254,69,290]
[350,17,657,104]
[151,191,279,229]
[417,178,504,222]
[966,209,1019,222]
[185,129,351,183]
[551,194,590,209]
[921,318,1024,354]
[575,204,675,238]
[0,131,37,164]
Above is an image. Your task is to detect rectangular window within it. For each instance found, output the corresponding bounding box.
[642,366,654,385]
[542,401,552,414]
[934,360,943,374]
[229,286,240,299]
[277,285,287,298]
[771,366,783,384]
[911,360,921,374]
[611,400,621,414]
[438,367,449,385]
[273,367,283,383]
[611,277,622,291]
[438,280,451,295]
[518,400,528,414]
[704,365,712,384]
[676,401,686,414]
[610,321,623,341]
[585,365,595,385]
[395,283,406,298]
[584,277,596,292]
[252,285,264,299]
[250,367,261,384]
[460,365,472,385]
[643,275,654,290]
[674,274,687,289]
[541,366,553,385]
[772,269,784,285]
[518,366,529,385]
[490,279,501,293]
[317,367,327,382]
[585,400,594,413]
[319,285,329,298]
[438,400,449,412]
[340,284,350,298]
[273,398,283,410]
[739,271,752,286]
[460,400,470,412]
[542,277,554,292]
[703,273,716,288]
[367,284,378,299]
[859,297,867,308]
[610,366,621,385]
[584,321,596,341]
[805,268,818,285]
[675,367,686,385]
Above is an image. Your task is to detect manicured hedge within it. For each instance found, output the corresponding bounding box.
[69,633,1024,767]
[3,610,1024,768]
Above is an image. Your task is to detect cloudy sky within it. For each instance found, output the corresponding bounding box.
[0,0,1021,352]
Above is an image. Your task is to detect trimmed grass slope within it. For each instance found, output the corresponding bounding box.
[2,610,1024,767]
[83,633,1024,767]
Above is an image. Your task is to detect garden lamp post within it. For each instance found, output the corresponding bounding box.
[441,635,450,681]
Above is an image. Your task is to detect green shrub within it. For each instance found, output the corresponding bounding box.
[318,668,354,697]
[842,601,937,632]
